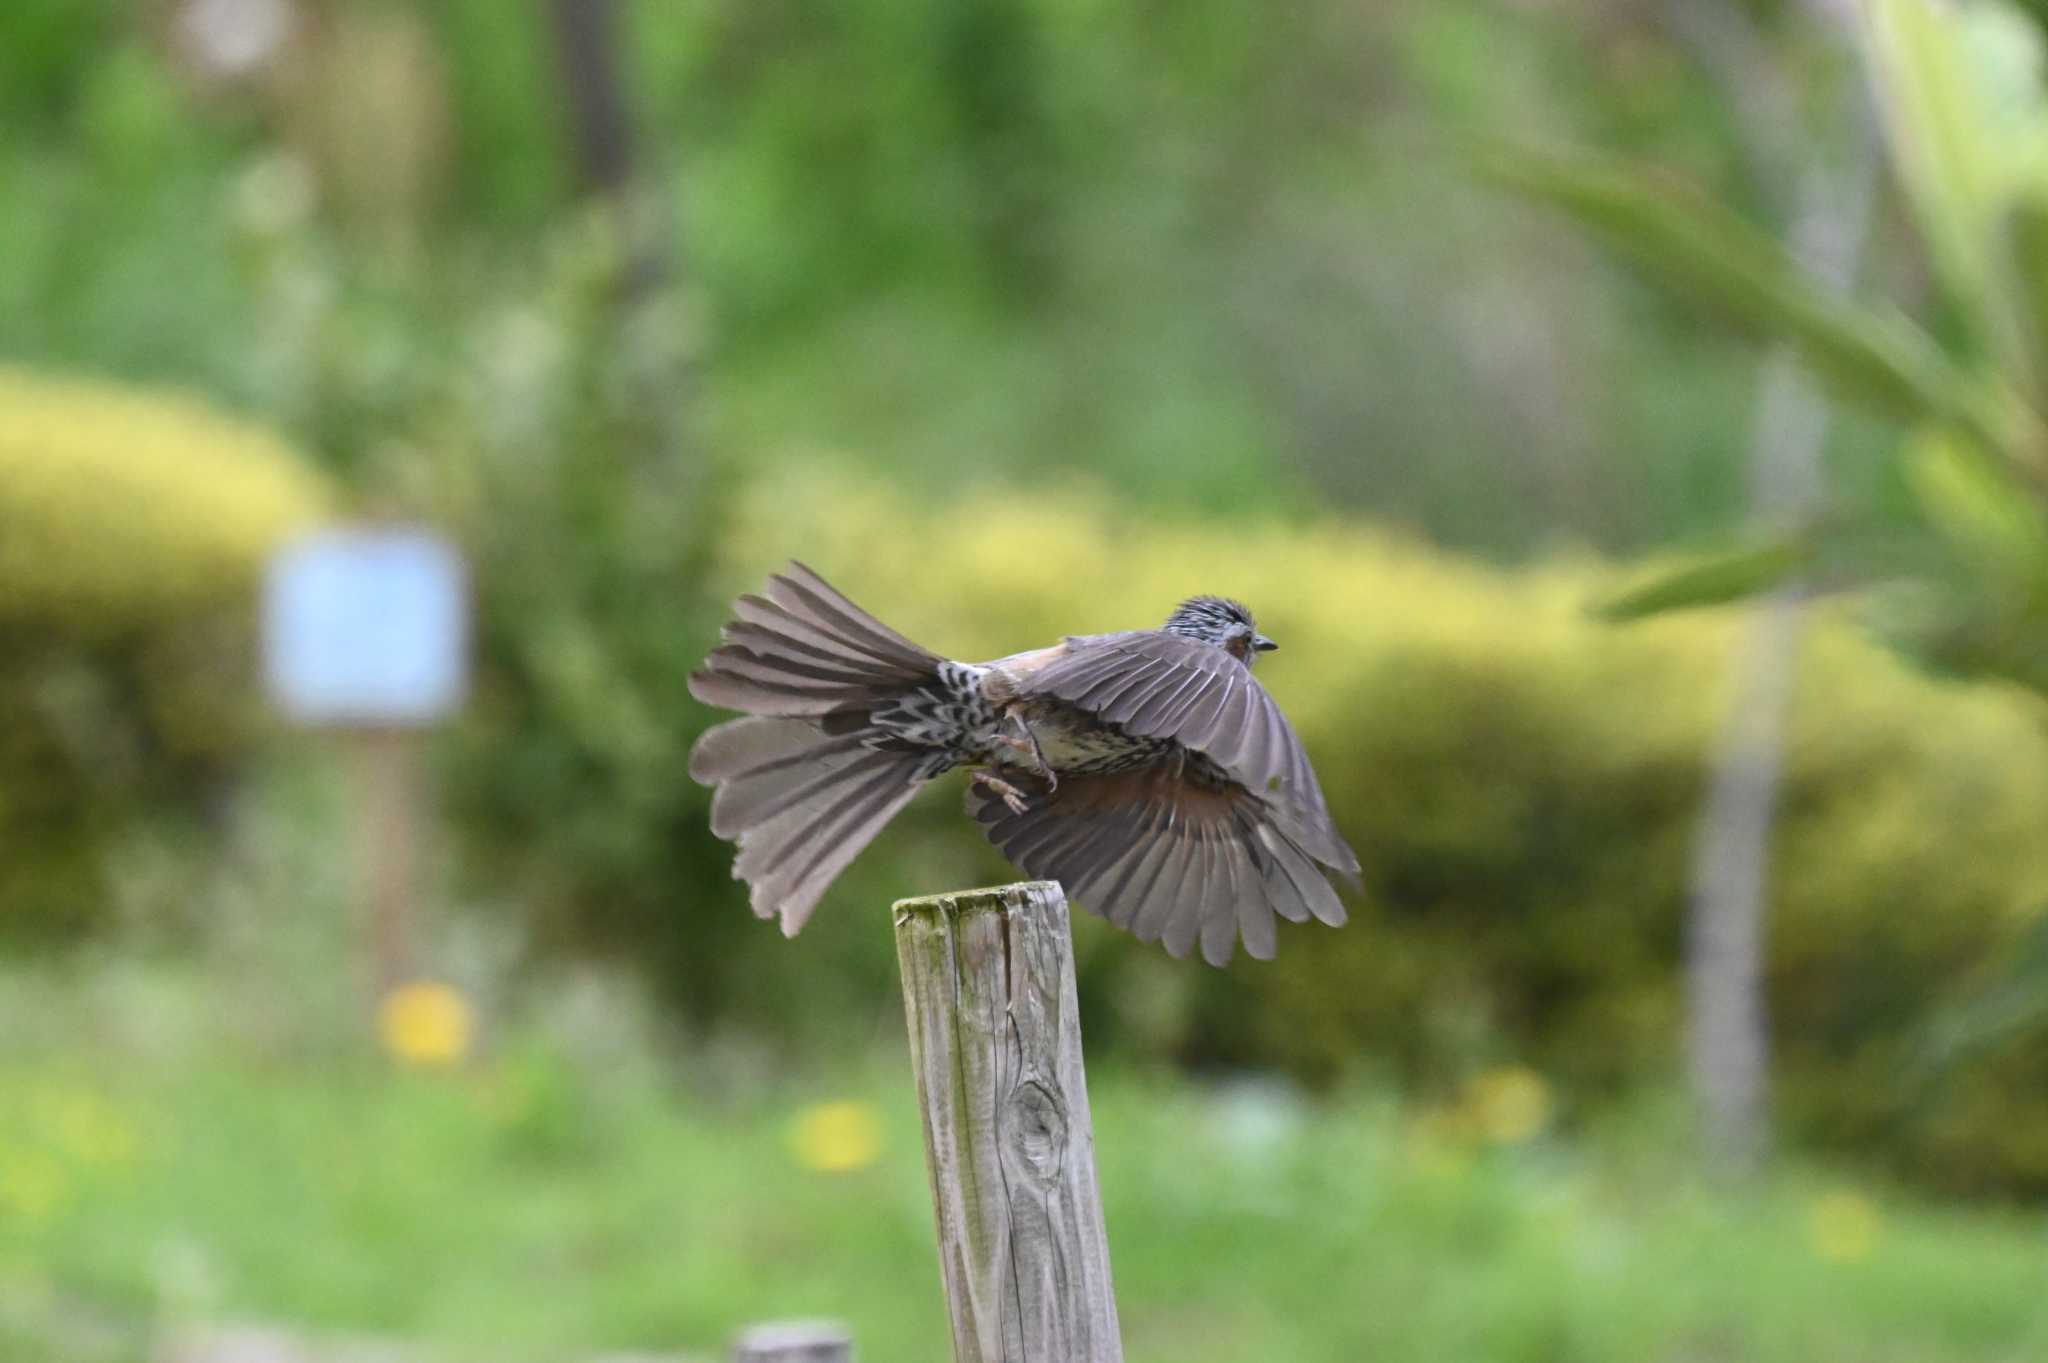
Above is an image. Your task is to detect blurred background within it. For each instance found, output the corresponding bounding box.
[7,0,2048,1359]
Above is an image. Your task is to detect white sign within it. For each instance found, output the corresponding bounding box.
[263,526,469,727]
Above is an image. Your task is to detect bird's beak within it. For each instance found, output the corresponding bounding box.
[1254,635,1278,652]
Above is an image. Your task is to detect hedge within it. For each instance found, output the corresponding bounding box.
[0,367,326,934]
[687,467,2048,1189]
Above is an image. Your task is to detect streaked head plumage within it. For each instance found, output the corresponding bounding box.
[1161,595,1277,665]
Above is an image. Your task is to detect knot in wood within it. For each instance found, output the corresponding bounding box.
[1003,1078,1068,1181]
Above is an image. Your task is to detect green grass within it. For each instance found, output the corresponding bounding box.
[2,965,2046,1362]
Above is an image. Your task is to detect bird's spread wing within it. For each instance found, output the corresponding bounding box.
[1011,631,1358,875]
[967,762,1349,966]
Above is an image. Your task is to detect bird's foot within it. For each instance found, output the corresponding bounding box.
[996,714,1058,793]
[975,772,1034,817]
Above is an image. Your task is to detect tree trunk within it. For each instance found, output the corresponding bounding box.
[1674,4,1879,1175]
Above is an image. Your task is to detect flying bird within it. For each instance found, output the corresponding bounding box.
[687,563,1358,965]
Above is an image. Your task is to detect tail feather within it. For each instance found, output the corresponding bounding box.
[689,715,819,783]
[718,619,898,678]
[702,646,891,699]
[769,562,936,667]
[709,730,883,837]
[688,669,839,717]
[689,565,944,934]
[732,594,916,672]
[692,717,929,933]
[690,563,939,719]
[741,754,925,935]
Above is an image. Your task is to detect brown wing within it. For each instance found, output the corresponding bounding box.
[968,762,1348,966]
[1011,631,1358,876]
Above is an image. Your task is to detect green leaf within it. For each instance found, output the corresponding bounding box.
[1905,426,2048,583]
[2003,192,2048,395]
[1594,538,1811,621]
[1909,909,2048,1085]
[1472,139,2000,447]
[1864,0,2012,359]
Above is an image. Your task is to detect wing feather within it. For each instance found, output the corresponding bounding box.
[1224,817,1277,961]
[1144,824,1205,956]
[1013,631,1356,879]
[1254,821,1349,927]
[1096,661,1178,725]
[1177,672,1235,749]
[1203,678,1258,772]
[1081,659,1174,717]
[1079,802,1180,932]
[1196,827,1238,967]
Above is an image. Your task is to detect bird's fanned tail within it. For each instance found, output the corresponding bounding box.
[687,562,939,718]
[688,563,941,933]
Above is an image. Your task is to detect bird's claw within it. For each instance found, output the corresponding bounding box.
[976,773,1034,817]
[998,714,1057,793]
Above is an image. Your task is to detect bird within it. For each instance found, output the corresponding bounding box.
[686,562,1358,965]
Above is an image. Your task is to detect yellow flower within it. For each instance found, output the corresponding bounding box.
[377,981,476,1068]
[33,1089,138,1171]
[788,1101,883,1174]
[1808,1190,1882,1264]
[1464,1066,1552,1146]
[1404,1108,1477,1179]
[0,1150,68,1227]
[49,1096,136,1170]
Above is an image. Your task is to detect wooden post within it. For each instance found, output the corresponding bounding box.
[730,1321,852,1362]
[893,882,1122,1363]
[545,0,636,197]
[347,727,420,999]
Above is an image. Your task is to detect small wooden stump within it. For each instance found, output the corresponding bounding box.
[893,881,1123,1363]
[730,1320,852,1362]
[153,1325,408,1363]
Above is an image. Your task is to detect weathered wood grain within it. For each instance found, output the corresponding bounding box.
[893,881,1123,1363]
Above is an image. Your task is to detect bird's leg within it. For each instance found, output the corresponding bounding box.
[995,709,1057,793]
[973,771,1034,817]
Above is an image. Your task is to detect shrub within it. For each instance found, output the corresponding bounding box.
[0,367,326,936]
[399,215,748,1031]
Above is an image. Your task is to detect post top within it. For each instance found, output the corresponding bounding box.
[733,1318,854,1348]
[892,880,1063,918]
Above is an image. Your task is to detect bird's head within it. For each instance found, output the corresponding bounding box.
[1161,595,1277,667]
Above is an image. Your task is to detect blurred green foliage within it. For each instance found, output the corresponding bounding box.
[4,956,2048,1363]
[0,0,1851,554]
[690,471,2048,1191]
[6,0,2048,1204]
[1491,0,2048,695]
[405,214,743,1027]
[0,368,325,938]
[1484,1,2048,1183]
